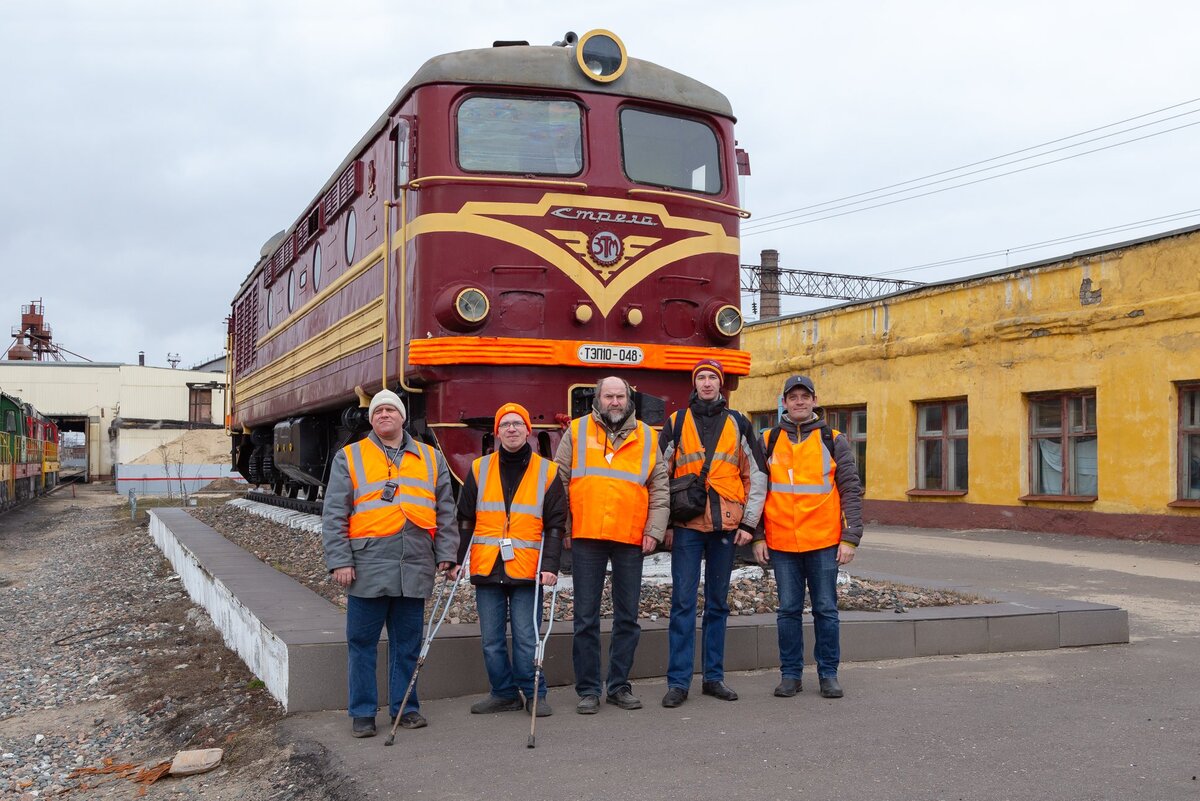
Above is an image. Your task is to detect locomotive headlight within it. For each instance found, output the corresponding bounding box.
[455,288,489,324]
[713,304,743,338]
[575,29,627,83]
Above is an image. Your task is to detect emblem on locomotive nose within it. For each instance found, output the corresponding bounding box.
[589,230,623,267]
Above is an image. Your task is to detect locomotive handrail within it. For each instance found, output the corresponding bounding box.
[407,175,589,192]
[627,188,750,218]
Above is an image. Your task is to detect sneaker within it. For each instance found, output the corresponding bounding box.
[398,711,427,729]
[773,677,802,697]
[819,677,844,698]
[576,695,600,715]
[661,687,688,708]
[470,695,524,714]
[605,688,643,710]
[351,716,376,738]
[526,697,553,717]
[701,681,739,701]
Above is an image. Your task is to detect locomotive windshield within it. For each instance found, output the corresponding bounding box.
[620,108,721,194]
[457,96,583,175]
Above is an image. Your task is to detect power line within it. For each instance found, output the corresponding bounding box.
[745,96,1200,228]
[870,208,1200,278]
[742,119,1200,237]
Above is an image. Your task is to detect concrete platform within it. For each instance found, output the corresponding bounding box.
[149,508,1129,713]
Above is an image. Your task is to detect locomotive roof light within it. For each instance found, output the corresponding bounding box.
[455,287,490,324]
[575,29,627,83]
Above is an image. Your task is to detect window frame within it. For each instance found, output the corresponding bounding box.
[618,105,723,195]
[1023,390,1098,501]
[453,93,585,177]
[910,399,969,495]
[824,404,867,490]
[1175,382,1200,504]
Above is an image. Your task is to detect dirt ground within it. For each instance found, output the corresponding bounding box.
[0,482,349,800]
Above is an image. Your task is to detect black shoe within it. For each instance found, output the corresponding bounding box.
[774,678,802,697]
[398,711,428,729]
[526,697,553,717]
[605,688,643,710]
[470,695,524,714]
[661,687,688,708]
[701,681,739,701]
[819,677,844,698]
[351,716,376,738]
[576,695,600,715]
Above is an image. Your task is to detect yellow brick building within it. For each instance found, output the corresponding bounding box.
[733,225,1200,543]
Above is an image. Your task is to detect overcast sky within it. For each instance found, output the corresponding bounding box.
[3,1,1197,367]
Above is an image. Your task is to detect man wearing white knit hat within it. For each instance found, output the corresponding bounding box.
[322,389,457,738]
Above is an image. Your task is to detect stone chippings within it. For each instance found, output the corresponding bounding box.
[189,504,990,625]
[0,498,331,800]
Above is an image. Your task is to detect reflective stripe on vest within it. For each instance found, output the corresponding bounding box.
[762,427,842,552]
[671,410,746,505]
[345,437,439,538]
[569,415,655,545]
[470,451,556,579]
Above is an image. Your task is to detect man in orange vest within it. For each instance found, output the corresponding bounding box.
[321,390,458,738]
[659,359,767,708]
[554,376,669,714]
[753,375,863,700]
[456,402,566,717]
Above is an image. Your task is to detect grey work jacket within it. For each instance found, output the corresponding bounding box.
[321,431,459,598]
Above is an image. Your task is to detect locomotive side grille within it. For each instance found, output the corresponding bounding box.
[322,160,363,221]
[233,289,259,377]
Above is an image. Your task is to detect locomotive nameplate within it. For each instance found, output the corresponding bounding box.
[577,343,645,366]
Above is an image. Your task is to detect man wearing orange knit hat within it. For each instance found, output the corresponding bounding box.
[456,403,566,717]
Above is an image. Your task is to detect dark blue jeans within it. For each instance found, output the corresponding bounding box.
[345,594,424,719]
[476,583,545,700]
[772,545,840,679]
[667,527,737,690]
[571,537,643,698]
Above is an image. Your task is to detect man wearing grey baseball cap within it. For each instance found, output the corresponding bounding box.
[753,375,863,700]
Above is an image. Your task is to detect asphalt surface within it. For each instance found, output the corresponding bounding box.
[281,524,1200,801]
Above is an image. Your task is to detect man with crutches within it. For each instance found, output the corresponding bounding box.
[321,390,458,738]
[457,402,566,716]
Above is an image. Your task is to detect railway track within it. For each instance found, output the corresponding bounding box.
[245,489,323,516]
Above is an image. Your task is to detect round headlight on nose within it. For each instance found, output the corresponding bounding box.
[455,287,489,324]
[707,303,743,340]
[575,29,627,83]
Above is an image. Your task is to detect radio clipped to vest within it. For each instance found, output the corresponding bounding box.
[381,481,398,502]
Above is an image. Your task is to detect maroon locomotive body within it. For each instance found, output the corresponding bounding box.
[227,30,750,497]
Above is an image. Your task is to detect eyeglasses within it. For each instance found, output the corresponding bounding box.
[498,421,527,430]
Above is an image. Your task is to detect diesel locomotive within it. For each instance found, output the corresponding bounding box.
[227,29,750,498]
[1,389,59,508]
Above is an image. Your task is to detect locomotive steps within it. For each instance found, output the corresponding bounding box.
[148,507,1128,713]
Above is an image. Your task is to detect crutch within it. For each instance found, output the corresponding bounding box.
[384,542,471,746]
[527,539,561,748]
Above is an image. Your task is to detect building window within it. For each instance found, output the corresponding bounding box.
[915,400,968,491]
[1180,384,1200,501]
[750,411,777,437]
[1029,391,1097,497]
[825,405,867,488]
[189,388,212,424]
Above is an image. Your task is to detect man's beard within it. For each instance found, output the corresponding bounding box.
[602,404,631,427]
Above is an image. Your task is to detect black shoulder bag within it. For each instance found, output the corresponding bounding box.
[668,410,721,523]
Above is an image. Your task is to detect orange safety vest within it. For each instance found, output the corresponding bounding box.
[669,410,746,504]
[569,415,657,546]
[762,427,842,552]
[344,437,439,538]
[470,451,558,579]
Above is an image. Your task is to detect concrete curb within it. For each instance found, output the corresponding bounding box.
[149,508,1129,713]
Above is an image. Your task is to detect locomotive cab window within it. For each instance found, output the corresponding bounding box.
[456,96,583,175]
[620,108,721,194]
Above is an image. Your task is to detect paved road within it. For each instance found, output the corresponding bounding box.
[282,525,1200,801]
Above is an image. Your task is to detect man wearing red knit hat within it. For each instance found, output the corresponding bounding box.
[659,359,767,708]
[456,403,566,717]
